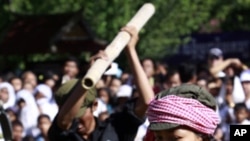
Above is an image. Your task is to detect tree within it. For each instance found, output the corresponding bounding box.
[1,0,250,61]
[212,0,250,31]
[81,0,217,59]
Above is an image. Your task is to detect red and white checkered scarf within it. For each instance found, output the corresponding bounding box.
[147,95,220,135]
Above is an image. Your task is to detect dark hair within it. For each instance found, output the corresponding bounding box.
[178,62,197,83]
[174,126,215,141]
[8,76,22,83]
[17,98,25,106]
[43,71,55,81]
[131,88,138,98]
[97,87,112,103]
[222,76,234,87]
[197,133,215,141]
[197,75,208,82]
[140,57,156,69]
[164,68,179,82]
[22,135,35,141]
[234,103,248,113]
[12,120,23,128]
[5,108,14,113]
[192,126,216,141]
[140,57,154,63]
[5,108,17,117]
[64,56,80,69]
[37,114,51,123]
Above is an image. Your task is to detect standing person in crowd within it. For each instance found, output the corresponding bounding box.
[12,120,24,141]
[222,102,250,141]
[233,103,250,124]
[23,82,35,94]
[48,26,154,141]
[206,48,247,104]
[154,62,168,91]
[120,72,131,85]
[9,76,23,93]
[61,56,80,84]
[35,114,52,141]
[196,76,209,90]
[218,77,236,141]
[178,62,197,84]
[93,88,109,119]
[219,77,235,121]
[93,97,108,121]
[43,71,59,91]
[140,58,162,93]
[5,108,18,122]
[0,82,16,109]
[141,58,162,94]
[146,84,220,141]
[240,70,250,109]
[114,84,133,113]
[108,77,122,107]
[16,89,40,137]
[21,71,38,91]
[207,48,248,78]
[141,58,155,87]
[102,62,121,87]
[163,68,181,89]
[96,87,113,114]
[108,77,122,97]
[34,84,58,121]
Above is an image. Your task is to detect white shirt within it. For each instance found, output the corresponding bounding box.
[93,98,108,117]
[245,99,250,110]
[134,118,149,141]
[232,119,250,125]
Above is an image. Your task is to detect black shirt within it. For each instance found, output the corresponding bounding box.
[48,98,144,141]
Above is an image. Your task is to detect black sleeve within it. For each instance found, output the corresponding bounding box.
[110,98,145,141]
[48,115,82,141]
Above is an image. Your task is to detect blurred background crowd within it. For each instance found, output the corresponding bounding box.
[2,1,250,141]
[0,47,250,141]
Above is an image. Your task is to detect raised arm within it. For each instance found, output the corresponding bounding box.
[209,59,231,78]
[56,81,87,130]
[210,58,248,78]
[56,52,109,130]
[122,26,155,118]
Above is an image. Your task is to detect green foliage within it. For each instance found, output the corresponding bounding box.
[0,2,11,42]
[80,0,216,59]
[1,0,216,60]
[200,0,250,32]
[1,0,250,70]
[8,0,81,14]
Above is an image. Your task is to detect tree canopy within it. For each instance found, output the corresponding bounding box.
[1,0,250,69]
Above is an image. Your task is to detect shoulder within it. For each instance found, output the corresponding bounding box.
[242,120,250,125]
[108,98,145,128]
[92,118,119,141]
[34,134,44,141]
[48,115,79,140]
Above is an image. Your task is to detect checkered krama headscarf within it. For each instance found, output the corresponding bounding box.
[147,84,220,135]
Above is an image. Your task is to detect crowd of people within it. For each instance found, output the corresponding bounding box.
[0,26,250,141]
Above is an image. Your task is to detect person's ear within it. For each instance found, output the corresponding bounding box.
[91,99,98,112]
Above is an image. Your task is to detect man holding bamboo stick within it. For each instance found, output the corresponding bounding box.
[48,26,154,141]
